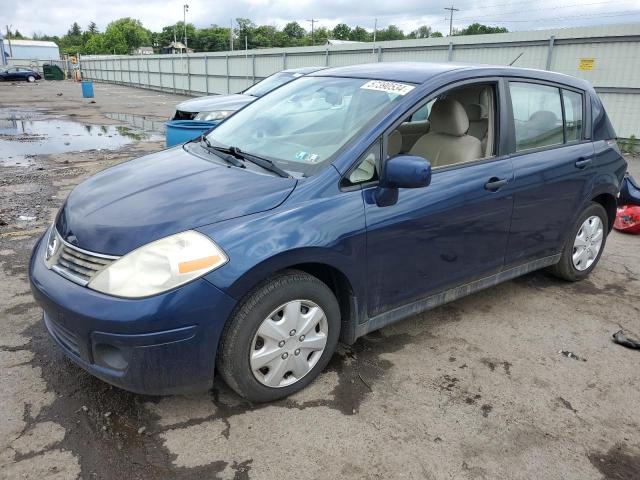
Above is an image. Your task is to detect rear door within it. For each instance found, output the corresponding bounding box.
[504,81,595,267]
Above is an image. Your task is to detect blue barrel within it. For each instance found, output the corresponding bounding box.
[165,120,218,147]
[81,80,94,98]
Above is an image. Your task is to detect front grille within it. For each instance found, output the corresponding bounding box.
[173,110,198,120]
[45,313,81,357]
[45,229,119,286]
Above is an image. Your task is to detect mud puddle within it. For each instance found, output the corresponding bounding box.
[0,108,160,166]
[105,112,166,135]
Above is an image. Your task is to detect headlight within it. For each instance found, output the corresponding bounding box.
[194,110,233,121]
[88,231,228,298]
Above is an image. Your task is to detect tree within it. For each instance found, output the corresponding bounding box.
[349,26,370,42]
[68,23,82,37]
[84,34,105,54]
[376,25,404,41]
[456,23,508,35]
[87,22,99,35]
[235,18,257,49]
[408,25,432,39]
[102,18,150,54]
[430,31,443,38]
[283,22,306,44]
[332,23,351,40]
[194,26,231,52]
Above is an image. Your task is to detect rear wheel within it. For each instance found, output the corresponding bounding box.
[217,270,340,402]
[548,202,608,281]
[27,75,36,83]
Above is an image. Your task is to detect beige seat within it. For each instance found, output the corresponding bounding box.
[410,99,482,168]
[388,130,403,157]
[465,103,488,152]
[397,120,430,152]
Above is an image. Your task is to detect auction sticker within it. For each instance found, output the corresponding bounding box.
[361,80,415,96]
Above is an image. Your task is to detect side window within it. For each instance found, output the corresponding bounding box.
[387,83,496,169]
[509,82,563,151]
[410,102,431,122]
[563,89,583,142]
[346,140,381,185]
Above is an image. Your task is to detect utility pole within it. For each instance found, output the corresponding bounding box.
[230,19,234,51]
[306,19,318,44]
[444,5,459,36]
[5,25,13,58]
[183,4,189,50]
[372,18,377,54]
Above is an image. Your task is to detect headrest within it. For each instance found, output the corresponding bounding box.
[429,99,469,136]
[388,130,403,156]
[528,110,558,126]
[465,103,487,121]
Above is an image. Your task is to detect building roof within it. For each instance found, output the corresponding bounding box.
[165,41,186,49]
[326,39,364,45]
[2,39,59,48]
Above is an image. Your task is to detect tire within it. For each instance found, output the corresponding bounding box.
[548,202,608,281]
[217,269,341,402]
[27,76,36,83]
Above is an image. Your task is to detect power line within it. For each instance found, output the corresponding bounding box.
[454,0,634,21]
[474,10,640,23]
[307,19,318,42]
[444,5,460,35]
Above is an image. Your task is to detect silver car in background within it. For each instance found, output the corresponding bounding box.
[173,66,325,122]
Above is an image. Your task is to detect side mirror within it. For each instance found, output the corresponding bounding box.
[374,155,431,207]
[382,154,432,189]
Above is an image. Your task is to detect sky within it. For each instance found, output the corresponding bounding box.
[2,0,640,38]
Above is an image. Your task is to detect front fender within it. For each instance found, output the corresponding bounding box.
[199,183,367,305]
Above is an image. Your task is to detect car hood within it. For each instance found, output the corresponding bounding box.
[176,94,255,114]
[56,146,297,255]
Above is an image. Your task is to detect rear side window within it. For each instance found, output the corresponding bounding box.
[509,82,563,151]
[563,89,583,142]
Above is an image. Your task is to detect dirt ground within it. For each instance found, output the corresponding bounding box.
[1,80,639,480]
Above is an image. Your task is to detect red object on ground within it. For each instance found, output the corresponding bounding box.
[614,205,640,234]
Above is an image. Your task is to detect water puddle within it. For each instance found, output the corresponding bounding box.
[105,112,166,135]
[0,109,162,166]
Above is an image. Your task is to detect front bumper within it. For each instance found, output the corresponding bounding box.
[29,233,237,395]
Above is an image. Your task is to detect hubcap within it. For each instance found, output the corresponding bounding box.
[572,215,604,271]
[250,300,328,388]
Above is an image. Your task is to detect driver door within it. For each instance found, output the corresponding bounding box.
[360,80,515,317]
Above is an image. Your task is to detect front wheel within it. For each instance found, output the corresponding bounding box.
[548,202,608,281]
[217,270,341,402]
[27,75,36,83]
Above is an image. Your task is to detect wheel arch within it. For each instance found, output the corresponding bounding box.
[591,192,617,231]
[219,250,363,345]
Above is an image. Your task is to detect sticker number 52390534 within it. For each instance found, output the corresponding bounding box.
[360,80,415,96]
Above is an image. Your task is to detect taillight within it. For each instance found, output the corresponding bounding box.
[614,205,640,234]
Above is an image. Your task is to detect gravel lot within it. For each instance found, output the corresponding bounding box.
[1,80,639,480]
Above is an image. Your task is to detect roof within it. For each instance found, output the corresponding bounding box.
[2,39,58,48]
[312,61,592,89]
[282,66,326,74]
[313,62,466,83]
[326,39,364,45]
[165,41,186,49]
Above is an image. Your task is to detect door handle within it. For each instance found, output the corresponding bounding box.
[484,177,509,191]
[575,158,592,169]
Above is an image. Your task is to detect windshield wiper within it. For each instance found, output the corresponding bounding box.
[209,142,291,178]
[232,148,292,178]
[200,136,245,168]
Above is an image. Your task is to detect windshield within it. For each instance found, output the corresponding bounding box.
[209,76,413,176]
[243,72,300,97]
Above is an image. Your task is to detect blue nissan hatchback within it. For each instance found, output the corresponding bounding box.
[30,62,626,401]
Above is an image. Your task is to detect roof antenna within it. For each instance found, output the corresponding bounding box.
[509,52,524,66]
